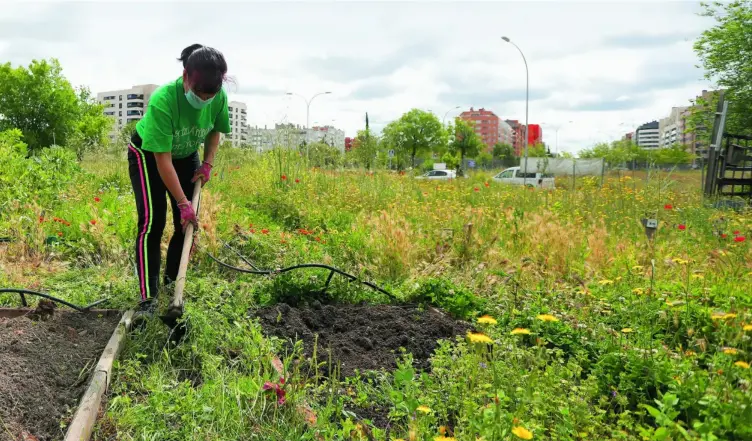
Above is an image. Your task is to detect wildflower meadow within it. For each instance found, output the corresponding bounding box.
[1,144,751,440]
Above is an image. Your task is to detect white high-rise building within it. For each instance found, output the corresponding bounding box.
[635,121,660,149]
[226,101,248,147]
[309,125,346,151]
[246,123,347,152]
[97,84,159,143]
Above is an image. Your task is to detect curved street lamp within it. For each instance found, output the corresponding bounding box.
[443,105,461,125]
[501,36,529,184]
[286,91,332,163]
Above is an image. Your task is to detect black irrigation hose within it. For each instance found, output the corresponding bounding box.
[0,288,108,312]
[204,251,398,301]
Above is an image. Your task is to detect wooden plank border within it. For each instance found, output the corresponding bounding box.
[64,310,134,441]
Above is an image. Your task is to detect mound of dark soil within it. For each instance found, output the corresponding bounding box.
[254,303,471,377]
[0,310,119,441]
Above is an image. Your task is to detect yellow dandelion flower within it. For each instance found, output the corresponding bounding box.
[477,315,498,325]
[724,313,737,319]
[512,426,534,440]
[632,288,644,294]
[723,348,738,355]
[621,328,634,333]
[691,274,705,280]
[536,314,559,322]
[685,350,696,357]
[743,324,752,331]
[467,332,494,344]
[434,437,457,441]
[711,312,727,320]
[598,279,614,286]
[734,361,750,369]
[632,265,644,271]
[416,405,431,414]
[511,328,531,335]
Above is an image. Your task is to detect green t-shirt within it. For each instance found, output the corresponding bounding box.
[136,77,231,159]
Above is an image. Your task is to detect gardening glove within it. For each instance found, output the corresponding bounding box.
[191,161,213,187]
[178,201,198,233]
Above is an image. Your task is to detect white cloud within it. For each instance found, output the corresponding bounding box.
[0,0,715,154]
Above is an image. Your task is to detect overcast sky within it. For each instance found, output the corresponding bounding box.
[1,0,714,153]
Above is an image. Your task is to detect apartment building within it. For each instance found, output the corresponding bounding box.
[635,121,660,149]
[498,120,514,147]
[459,107,502,149]
[97,84,159,142]
[505,119,524,155]
[227,101,248,147]
[247,124,346,152]
[658,106,688,148]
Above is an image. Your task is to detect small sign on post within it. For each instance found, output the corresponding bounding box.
[388,149,395,158]
[467,160,476,169]
[641,217,658,240]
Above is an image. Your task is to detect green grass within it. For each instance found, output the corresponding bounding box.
[1,149,751,440]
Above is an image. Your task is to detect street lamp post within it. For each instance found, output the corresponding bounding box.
[502,36,529,185]
[442,106,461,125]
[541,120,573,155]
[286,91,332,164]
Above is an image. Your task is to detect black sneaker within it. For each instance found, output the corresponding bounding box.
[131,299,157,330]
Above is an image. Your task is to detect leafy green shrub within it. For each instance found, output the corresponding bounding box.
[0,129,80,212]
[407,277,486,319]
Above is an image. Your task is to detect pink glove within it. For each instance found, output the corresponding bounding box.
[191,162,213,187]
[178,201,198,232]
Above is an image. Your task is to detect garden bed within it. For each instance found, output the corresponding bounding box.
[0,308,120,441]
[254,303,471,378]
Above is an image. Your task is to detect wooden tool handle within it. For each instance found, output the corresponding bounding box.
[170,180,202,313]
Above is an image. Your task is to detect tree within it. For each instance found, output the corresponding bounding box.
[440,151,460,170]
[477,151,493,168]
[493,142,515,160]
[351,129,380,169]
[309,141,342,168]
[381,109,446,168]
[653,143,694,165]
[694,1,752,134]
[68,86,113,160]
[0,59,80,152]
[448,118,484,168]
[527,142,548,158]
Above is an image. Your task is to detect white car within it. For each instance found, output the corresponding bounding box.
[416,169,458,180]
[492,167,555,188]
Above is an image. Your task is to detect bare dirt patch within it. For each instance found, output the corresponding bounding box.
[254,303,471,378]
[0,309,119,441]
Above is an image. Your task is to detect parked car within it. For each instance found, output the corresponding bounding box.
[492,167,555,188]
[416,169,458,180]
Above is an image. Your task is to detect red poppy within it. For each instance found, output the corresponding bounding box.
[261,229,269,234]
[94,197,101,203]
[249,223,253,228]
[733,230,740,235]
[295,178,300,183]
[89,219,97,225]
[484,182,490,187]
[735,236,746,243]
[281,175,287,181]
[722,233,728,239]
[678,224,686,231]
[249,229,256,234]
[474,187,479,192]
[664,204,673,210]
[57,231,63,237]
[315,236,322,242]
[38,216,44,223]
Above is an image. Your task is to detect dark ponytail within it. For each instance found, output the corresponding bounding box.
[178,44,228,95]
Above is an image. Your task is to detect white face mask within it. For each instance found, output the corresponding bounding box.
[185,89,214,109]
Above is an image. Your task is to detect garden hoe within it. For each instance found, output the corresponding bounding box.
[160,180,202,343]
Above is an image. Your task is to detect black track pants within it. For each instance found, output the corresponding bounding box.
[127,144,199,302]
